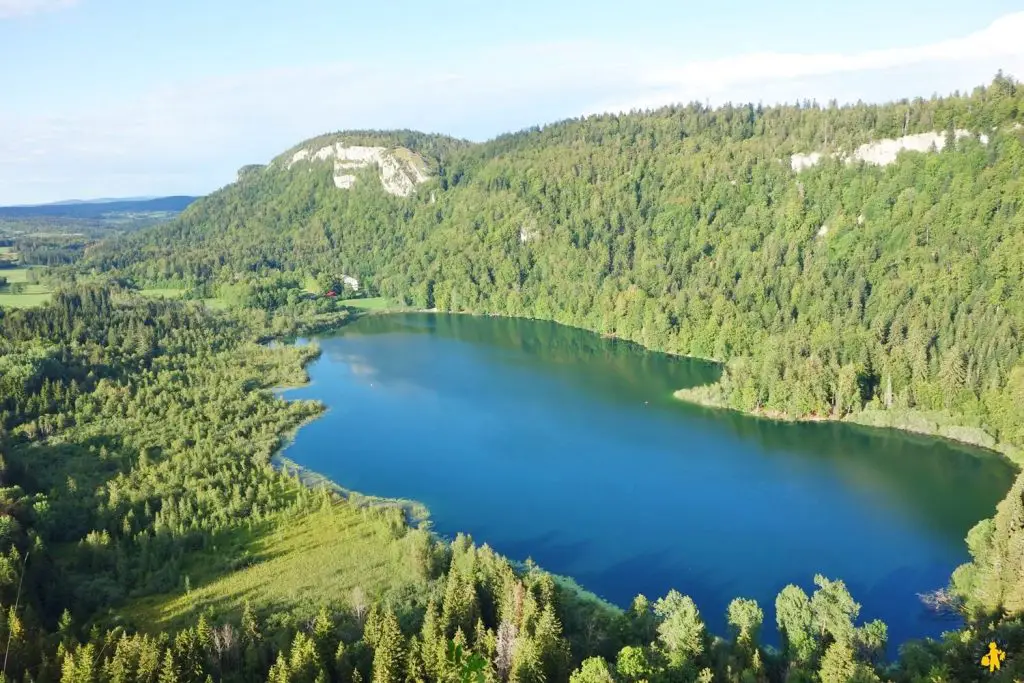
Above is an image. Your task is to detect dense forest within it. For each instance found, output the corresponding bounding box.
[0,75,1021,681]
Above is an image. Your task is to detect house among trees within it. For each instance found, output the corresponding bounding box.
[322,274,360,298]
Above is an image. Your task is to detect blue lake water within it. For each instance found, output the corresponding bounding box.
[278,313,1015,648]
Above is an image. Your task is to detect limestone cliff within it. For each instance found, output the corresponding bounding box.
[285,143,429,197]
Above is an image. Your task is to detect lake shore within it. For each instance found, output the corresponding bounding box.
[673,386,1024,468]
[265,330,622,615]
[266,339,430,525]
[272,453,431,526]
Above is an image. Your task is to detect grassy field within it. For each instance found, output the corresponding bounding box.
[121,501,431,630]
[344,296,403,311]
[0,266,34,283]
[0,246,14,254]
[0,268,51,307]
[0,291,51,308]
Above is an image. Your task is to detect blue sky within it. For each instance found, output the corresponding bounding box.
[2,0,1023,204]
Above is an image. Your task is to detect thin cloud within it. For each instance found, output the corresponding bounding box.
[0,0,78,19]
[1,13,1023,203]
[595,12,1024,113]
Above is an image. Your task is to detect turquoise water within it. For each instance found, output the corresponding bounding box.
[278,313,1015,647]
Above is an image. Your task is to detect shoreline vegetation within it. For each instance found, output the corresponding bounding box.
[272,453,430,528]
[271,454,619,613]
[673,384,1024,468]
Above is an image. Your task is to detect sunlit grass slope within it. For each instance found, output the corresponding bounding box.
[122,501,432,631]
[0,267,52,307]
[344,296,404,311]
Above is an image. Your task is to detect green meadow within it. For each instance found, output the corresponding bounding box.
[122,501,430,631]
[0,266,52,307]
[344,296,404,311]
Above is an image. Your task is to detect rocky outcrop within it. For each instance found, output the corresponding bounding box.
[287,144,429,197]
[790,152,823,172]
[850,130,974,166]
[791,129,986,171]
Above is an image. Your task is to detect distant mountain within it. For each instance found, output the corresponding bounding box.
[40,196,162,206]
[0,196,200,219]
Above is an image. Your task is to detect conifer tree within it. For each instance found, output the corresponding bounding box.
[371,609,406,683]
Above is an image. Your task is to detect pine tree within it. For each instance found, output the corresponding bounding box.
[419,599,443,679]
[371,609,406,683]
[158,649,180,683]
[267,652,291,683]
[441,563,479,639]
[60,644,97,683]
[653,590,705,667]
[241,601,261,644]
[533,605,570,682]
[403,636,427,683]
[818,641,856,683]
[569,657,616,683]
[775,585,817,664]
[333,642,351,683]
[809,575,860,646]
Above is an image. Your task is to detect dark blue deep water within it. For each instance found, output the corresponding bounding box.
[278,313,1015,648]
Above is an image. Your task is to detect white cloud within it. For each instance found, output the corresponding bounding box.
[594,11,1024,113]
[1,12,1023,203]
[0,0,77,19]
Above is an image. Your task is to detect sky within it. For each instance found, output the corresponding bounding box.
[2,0,1023,205]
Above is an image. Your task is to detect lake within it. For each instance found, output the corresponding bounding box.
[278,313,1016,647]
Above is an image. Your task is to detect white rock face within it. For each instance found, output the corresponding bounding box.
[287,144,428,197]
[851,130,972,166]
[791,152,823,171]
[791,129,985,172]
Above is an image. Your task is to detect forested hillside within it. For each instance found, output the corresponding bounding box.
[86,76,1024,457]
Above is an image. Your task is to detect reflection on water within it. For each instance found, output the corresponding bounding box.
[280,314,1015,648]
